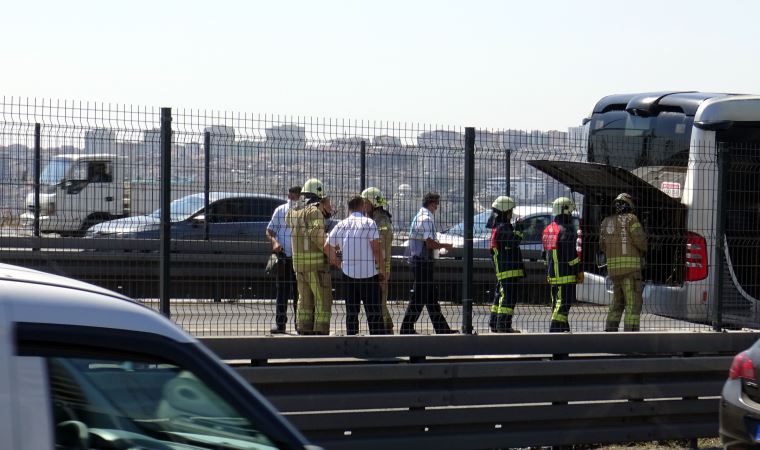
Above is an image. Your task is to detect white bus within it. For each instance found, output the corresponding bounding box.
[530,92,760,326]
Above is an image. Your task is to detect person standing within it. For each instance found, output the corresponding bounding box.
[266,185,302,334]
[286,178,334,335]
[326,196,387,335]
[542,197,580,333]
[400,192,457,335]
[361,187,395,334]
[488,196,525,333]
[601,193,648,332]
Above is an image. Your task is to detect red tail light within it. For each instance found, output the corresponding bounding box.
[729,352,756,380]
[686,232,708,282]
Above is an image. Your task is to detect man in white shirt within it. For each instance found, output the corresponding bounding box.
[326,196,388,335]
[400,192,456,334]
[266,186,301,334]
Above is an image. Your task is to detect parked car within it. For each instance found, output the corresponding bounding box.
[720,339,760,449]
[0,262,317,449]
[85,192,285,240]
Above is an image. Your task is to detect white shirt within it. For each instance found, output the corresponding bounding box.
[267,202,293,257]
[327,212,380,279]
[406,207,436,260]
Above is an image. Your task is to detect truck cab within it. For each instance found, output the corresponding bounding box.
[21,154,126,236]
[0,263,316,449]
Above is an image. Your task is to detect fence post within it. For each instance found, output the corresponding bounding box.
[159,107,172,318]
[462,127,475,334]
[33,123,41,241]
[712,144,728,331]
[204,131,211,241]
[360,140,366,192]
[505,147,512,196]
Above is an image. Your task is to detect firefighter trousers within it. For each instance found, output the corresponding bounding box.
[605,272,643,332]
[295,270,333,335]
[550,283,576,333]
[490,278,519,332]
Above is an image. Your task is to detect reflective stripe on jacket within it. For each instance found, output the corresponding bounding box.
[600,212,647,277]
[490,221,525,280]
[286,203,328,272]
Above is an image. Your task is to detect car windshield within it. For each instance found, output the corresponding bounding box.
[445,211,492,236]
[47,356,281,449]
[40,158,72,185]
[150,196,206,222]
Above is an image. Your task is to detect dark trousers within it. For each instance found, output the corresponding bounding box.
[401,260,452,334]
[274,255,297,330]
[344,274,386,335]
[550,283,576,333]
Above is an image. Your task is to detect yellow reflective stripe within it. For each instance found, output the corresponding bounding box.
[514,230,524,238]
[549,275,576,284]
[293,252,325,263]
[607,256,641,269]
[492,249,500,273]
[552,285,566,322]
[568,257,580,266]
[495,306,513,314]
[630,222,641,231]
[497,269,524,280]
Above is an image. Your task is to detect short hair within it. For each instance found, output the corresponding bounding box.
[347,195,365,212]
[423,192,441,208]
[288,186,302,195]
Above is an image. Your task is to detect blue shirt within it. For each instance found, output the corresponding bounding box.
[267,202,293,257]
[406,207,436,260]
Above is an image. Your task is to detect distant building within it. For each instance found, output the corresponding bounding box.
[265,124,306,151]
[417,130,464,149]
[84,128,116,154]
[373,135,402,147]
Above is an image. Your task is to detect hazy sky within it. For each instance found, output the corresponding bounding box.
[3,0,759,131]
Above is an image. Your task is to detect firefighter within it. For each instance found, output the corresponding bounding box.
[600,193,648,332]
[361,187,395,334]
[488,196,525,333]
[285,178,334,335]
[542,197,581,333]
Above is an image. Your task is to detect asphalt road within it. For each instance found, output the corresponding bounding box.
[139,299,713,337]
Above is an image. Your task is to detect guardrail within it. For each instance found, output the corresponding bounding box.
[0,237,501,301]
[200,332,758,450]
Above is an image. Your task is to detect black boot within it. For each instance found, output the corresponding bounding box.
[488,312,498,332]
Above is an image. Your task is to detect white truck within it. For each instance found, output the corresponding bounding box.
[20,154,200,236]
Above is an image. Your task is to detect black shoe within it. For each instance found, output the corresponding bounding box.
[436,329,459,335]
[270,327,287,334]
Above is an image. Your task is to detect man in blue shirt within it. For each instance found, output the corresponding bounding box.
[266,186,301,334]
[400,192,457,334]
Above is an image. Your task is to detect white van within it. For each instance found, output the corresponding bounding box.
[530,92,760,326]
[0,263,317,449]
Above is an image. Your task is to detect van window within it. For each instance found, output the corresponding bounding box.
[87,161,113,183]
[46,356,283,449]
[588,111,692,170]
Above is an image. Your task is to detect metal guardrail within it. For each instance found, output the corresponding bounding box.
[0,237,501,301]
[200,332,758,450]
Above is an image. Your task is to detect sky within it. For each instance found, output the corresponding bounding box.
[3,0,760,131]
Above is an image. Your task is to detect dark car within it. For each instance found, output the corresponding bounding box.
[720,340,760,449]
[85,192,285,240]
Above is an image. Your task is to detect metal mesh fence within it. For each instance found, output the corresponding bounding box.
[1,96,757,335]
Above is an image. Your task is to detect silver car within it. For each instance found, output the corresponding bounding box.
[720,338,760,449]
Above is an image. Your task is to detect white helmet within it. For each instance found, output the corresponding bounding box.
[552,197,576,216]
[302,178,326,199]
[491,196,516,213]
[361,187,388,208]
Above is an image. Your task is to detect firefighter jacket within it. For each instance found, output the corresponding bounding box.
[371,208,393,273]
[600,212,647,277]
[542,214,580,284]
[286,202,328,272]
[490,221,525,280]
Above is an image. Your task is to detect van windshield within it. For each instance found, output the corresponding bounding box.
[40,158,72,185]
[588,110,692,169]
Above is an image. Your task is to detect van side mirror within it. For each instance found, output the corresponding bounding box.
[65,180,88,195]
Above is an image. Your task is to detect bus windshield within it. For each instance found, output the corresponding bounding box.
[588,110,692,169]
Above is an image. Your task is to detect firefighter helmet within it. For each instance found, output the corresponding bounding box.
[302,178,326,198]
[491,196,516,213]
[552,197,576,216]
[614,193,635,209]
[361,187,388,207]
